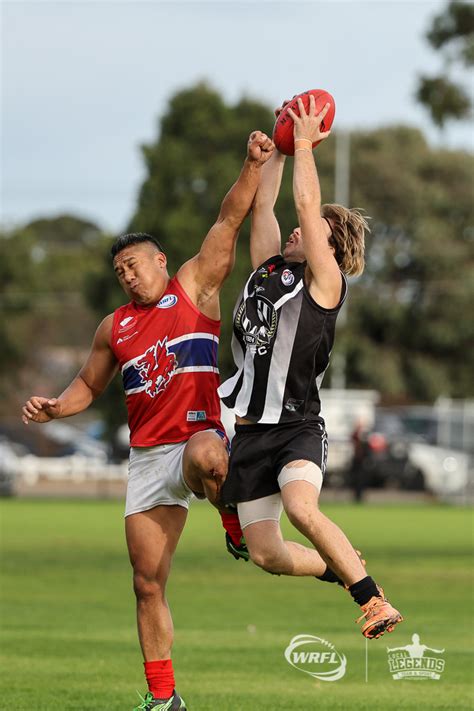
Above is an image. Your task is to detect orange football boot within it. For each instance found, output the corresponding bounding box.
[356,587,403,639]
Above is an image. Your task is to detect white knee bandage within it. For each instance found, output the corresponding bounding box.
[278,461,323,493]
[237,493,283,529]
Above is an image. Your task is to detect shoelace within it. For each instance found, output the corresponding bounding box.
[356,595,386,624]
[134,691,155,711]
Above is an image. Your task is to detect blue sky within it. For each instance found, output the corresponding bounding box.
[2,0,473,233]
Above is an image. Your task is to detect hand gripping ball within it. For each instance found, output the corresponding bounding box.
[273,89,336,156]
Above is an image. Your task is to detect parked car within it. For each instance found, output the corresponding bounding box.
[344,411,426,495]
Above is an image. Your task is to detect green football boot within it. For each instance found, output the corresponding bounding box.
[225,531,249,561]
[133,690,186,710]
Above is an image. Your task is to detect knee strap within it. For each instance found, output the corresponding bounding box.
[278,461,322,493]
[237,493,283,529]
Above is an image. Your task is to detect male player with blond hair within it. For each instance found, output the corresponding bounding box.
[220,96,403,640]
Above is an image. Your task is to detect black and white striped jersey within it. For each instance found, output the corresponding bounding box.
[218,254,347,424]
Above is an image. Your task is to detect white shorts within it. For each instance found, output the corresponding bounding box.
[125,442,193,517]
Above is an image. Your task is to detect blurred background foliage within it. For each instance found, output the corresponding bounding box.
[2,67,473,441]
[416,0,474,127]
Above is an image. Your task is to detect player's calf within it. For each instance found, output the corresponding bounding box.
[316,549,366,587]
[245,534,292,575]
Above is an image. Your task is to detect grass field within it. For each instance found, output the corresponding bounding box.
[1,498,473,710]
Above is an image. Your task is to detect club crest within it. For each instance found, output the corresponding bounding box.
[133,338,177,397]
[235,295,278,354]
[281,269,295,286]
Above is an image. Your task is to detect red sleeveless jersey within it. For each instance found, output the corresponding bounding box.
[110,277,224,447]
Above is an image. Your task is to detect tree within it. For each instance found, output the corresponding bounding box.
[344,125,474,401]
[416,1,474,127]
[0,215,106,414]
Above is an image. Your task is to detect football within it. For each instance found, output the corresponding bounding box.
[272,89,336,156]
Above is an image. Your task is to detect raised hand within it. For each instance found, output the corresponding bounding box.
[287,95,332,145]
[247,131,274,164]
[21,396,62,425]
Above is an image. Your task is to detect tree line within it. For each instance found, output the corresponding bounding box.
[2,3,473,439]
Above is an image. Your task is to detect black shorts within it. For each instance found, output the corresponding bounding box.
[221,419,328,505]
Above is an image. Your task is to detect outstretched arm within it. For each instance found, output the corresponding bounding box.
[177,131,274,316]
[250,102,292,270]
[21,315,118,424]
[250,146,286,270]
[288,96,341,309]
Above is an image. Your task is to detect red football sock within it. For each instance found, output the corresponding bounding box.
[144,659,175,700]
[220,511,244,546]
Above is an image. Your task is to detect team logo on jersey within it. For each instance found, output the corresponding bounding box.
[281,269,295,287]
[258,263,277,279]
[284,398,304,412]
[117,331,138,344]
[119,315,138,333]
[133,338,177,397]
[187,410,207,422]
[157,294,178,309]
[248,285,265,297]
[235,295,278,354]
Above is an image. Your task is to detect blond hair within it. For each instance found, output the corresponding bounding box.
[321,203,369,277]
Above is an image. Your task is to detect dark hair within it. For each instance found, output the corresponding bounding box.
[111,232,164,259]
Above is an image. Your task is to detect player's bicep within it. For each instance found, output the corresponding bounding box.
[250,209,281,270]
[197,219,239,289]
[79,316,118,398]
[300,214,342,304]
[300,214,337,274]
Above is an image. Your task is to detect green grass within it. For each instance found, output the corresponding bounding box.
[1,499,473,710]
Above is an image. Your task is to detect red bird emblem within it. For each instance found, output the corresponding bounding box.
[134,338,177,398]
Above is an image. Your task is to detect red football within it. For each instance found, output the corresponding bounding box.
[272,89,336,156]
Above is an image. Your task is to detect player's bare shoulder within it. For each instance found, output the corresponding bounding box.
[94,313,116,349]
[175,258,220,320]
